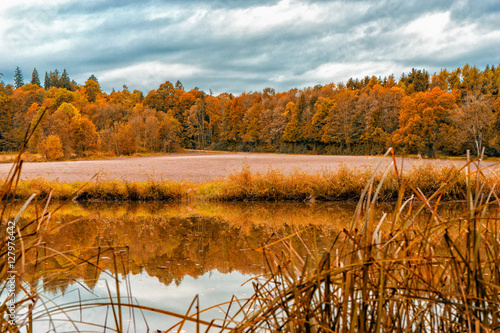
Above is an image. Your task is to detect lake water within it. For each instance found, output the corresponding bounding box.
[4,200,461,332]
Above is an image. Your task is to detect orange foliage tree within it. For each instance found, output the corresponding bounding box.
[69,116,99,157]
[392,87,457,157]
[44,134,64,160]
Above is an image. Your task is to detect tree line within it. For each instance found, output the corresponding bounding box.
[1,64,499,160]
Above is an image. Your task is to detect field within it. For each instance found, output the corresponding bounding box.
[0,151,491,183]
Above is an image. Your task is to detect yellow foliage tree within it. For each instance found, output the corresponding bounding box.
[44,134,63,161]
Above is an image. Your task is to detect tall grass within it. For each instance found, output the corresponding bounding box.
[214,149,500,332]
[200,162,468,202]
[11,177,189,201]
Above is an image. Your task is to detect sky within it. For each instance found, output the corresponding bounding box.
[0,0,499,95]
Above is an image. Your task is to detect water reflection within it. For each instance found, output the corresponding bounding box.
[7,200,464,331]
[32,270,255,332]
[32,201,357,293]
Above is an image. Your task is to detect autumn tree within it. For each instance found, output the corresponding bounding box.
[26,103,46,153]
[225,95,246,144]
[84,78,101,103]
[186,103,204,148]
[143,81,178,113]
[204,95,222,145]
[455,93,494,156]
[144,111,160,151]
[0,83,14,150]
[127,105,160,151]
[69,116,99,156]
[359,85,403,154]
[10,84,46,148]
[49,102,81,157]
[392,87,457,157]
[258,105,286,151]
[282,102,303,145]
[242,103,261,147]
[321,90,356,152]
[116,123,137,155]
[304,97,334,151]
[44,134,64,160]
[158,111,182,152]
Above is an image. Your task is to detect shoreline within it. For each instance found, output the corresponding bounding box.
[7,162,481,202]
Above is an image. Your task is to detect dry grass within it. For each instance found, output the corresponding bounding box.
[198,161,469,202]
[208,149,500,332]
[2,161,482,203]
[11,177,190,201]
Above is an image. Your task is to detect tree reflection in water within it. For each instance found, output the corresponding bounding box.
[29,201,358,293]
[5,201,462,331]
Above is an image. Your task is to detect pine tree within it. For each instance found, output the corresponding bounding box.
[44,72,50,89]
[14,66,24,89]
[49,69,60,88]
[59,69,71,90]
[31,68,41,86]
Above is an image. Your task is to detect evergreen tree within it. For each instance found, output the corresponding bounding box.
[14,66,24,89]
[44,72,50,89]
[49,69,60,88]
[31,68,41,86]
[400,68,430,92]
[59,69,71,90]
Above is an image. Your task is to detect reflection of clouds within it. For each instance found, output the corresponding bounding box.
[34,270,253,332]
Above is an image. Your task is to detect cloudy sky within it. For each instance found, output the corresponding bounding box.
[1,0,499,94]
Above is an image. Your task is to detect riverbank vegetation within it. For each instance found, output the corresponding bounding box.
[7,160,473,202]
[1,64,500,160]
[228,157,500,332]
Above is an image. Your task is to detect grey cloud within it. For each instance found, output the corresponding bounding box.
[1,0,499,94]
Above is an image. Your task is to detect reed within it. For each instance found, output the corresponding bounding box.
[199,161,469,202]
[213,148,500,332]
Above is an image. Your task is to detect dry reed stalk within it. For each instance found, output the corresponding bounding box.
[212,148,500,333]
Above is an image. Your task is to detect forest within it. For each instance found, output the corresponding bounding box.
[1,64,500,160]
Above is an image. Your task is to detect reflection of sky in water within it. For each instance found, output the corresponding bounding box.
[32,270,254,332]
[9,201,415,331]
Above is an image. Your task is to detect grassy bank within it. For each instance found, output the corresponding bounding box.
[6,161,485,202]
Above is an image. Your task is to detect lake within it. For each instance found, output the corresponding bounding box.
[4,200,462,331]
